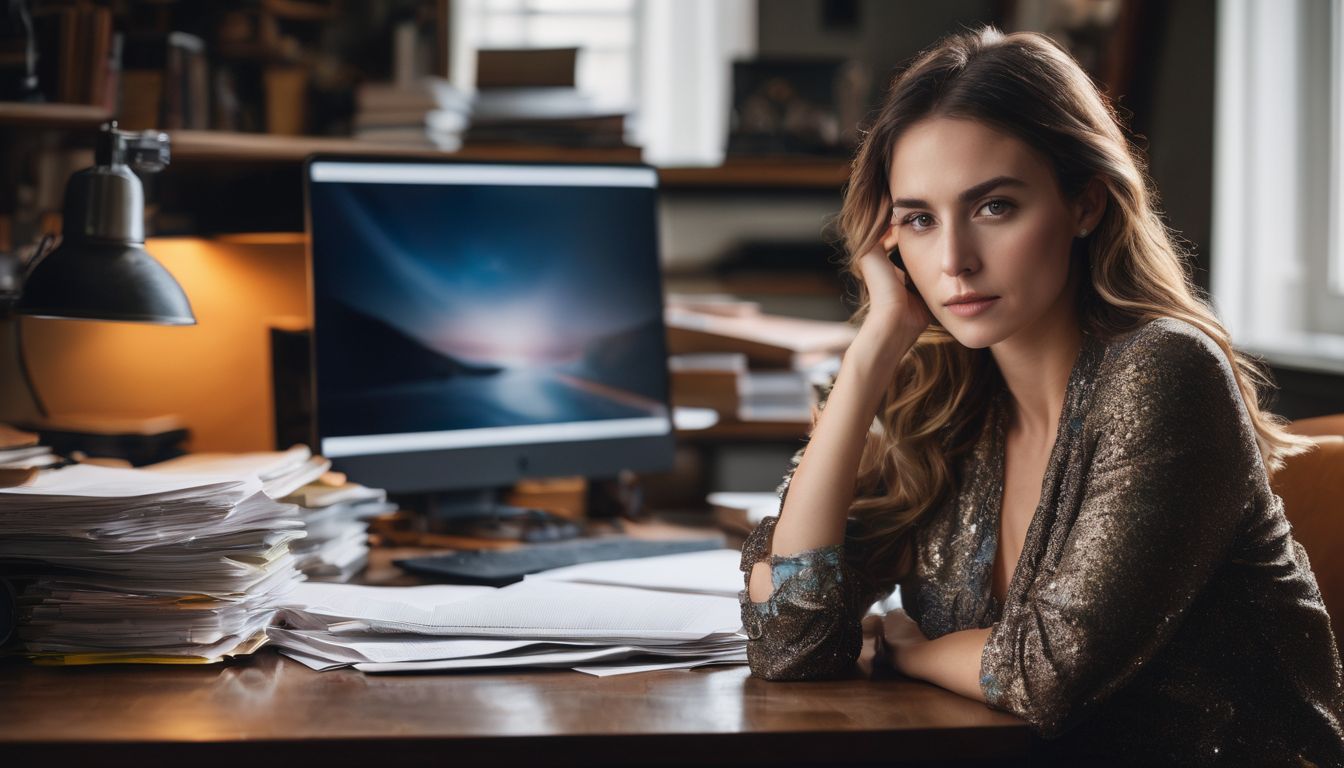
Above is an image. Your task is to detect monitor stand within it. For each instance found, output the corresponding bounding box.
[415,488,583,543]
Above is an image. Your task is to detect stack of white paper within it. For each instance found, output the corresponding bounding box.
[527,548,743,597]
[148,444,331,499]
[0,464,305,663]
[281,482,394,582]
[270,554,748,676]
[0,424,59,470]
[148,447,392,583]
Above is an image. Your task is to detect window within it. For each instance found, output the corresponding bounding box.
[450,0,756,166]
[1213,0,1344,373]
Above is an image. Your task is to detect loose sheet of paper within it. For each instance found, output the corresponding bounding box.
[527,548,743,597]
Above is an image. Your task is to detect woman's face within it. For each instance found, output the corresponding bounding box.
[887,117,1098,350]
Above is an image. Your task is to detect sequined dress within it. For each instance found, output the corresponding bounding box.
[739,317,1344,765]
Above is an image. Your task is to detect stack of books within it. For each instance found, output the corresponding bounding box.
[0,464,305,664]
[352,49,632,153]
[664,297,854,425]
[466,47,631,151]
[353,77,472,150]
[466,88,628,149]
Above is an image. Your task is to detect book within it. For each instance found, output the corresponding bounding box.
[738,370,812,422]
[353,109,469,132]
[476,47,579,89]
[356,77,471,113]
[667,353,816,422]
[352,126,463,151]
[669,354,747,414]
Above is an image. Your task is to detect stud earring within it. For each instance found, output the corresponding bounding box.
[1078,228,1089,237]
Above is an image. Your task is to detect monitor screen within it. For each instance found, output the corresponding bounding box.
[305,159,675,494]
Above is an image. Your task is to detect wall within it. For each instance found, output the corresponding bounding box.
[14,238,309,452]
[758,0,998,89]
[1141,0,1216,289]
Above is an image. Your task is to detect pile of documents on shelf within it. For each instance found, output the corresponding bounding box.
[148,446,393,582]
[664,296,848,424]
[0,464,305,663]
[354,76,470,150]
[269,548,748,676]
[353,50,632,153]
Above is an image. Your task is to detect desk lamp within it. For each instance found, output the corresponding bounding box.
[17,123,193,324]
[4,123,194,460]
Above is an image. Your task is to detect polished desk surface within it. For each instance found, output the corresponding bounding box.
[0,539,1032,767]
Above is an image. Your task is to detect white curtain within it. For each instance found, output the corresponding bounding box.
[1212,0,1344,370]
[635,0,756,167]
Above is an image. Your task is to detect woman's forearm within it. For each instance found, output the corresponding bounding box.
[770,317,915,557]
[896,627,992,702]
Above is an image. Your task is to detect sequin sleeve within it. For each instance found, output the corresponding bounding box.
[979,321,1259,737]
[739,513,883,680]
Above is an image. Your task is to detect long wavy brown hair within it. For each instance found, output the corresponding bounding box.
[838,25,1310,586]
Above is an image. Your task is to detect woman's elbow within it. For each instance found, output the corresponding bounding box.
[982,666,1088,739]
[746,630,862,681]
[741,616,865,683]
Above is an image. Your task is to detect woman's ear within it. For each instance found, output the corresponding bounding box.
[1074,178,1107,235]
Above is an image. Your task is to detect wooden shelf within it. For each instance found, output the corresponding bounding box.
[678,418,809,442]
[166,130,643,165]
[162,130,848,189]
[659,158,849,189]
[0,101,113,129]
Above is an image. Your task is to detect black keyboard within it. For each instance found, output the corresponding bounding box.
[395,536,727,587]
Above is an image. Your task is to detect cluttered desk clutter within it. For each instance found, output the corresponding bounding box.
[0,135,1030,767]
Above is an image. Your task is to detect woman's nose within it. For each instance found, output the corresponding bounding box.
[939,224,980,277]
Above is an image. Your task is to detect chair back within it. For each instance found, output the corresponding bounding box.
[1271,419,1344,644]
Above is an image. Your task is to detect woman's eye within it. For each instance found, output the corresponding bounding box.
[980,199,1014,216]
[903,213,934,230]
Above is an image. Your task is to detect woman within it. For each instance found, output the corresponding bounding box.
[740,26,1344,766]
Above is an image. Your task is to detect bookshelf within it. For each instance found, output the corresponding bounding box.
[160,128,848,190]
[658,158,848,190]
[163,129,642,166]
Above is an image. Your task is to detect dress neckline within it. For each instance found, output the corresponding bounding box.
[979,330,1107,622]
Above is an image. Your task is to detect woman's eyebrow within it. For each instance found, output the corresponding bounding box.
[891,175,1028,209]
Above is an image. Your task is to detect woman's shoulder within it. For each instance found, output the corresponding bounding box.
[1095,316,1236,388]
[1085,316,1249,443]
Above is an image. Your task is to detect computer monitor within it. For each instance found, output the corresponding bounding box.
[303,157,675,505]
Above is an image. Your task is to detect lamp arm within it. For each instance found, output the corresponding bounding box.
[21,233,55,280]
[9,233,56,422]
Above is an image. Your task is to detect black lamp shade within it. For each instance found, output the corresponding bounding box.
[16,240,196,325]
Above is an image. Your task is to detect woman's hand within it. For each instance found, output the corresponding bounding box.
[873,608,930,678]
[855,223,933,342]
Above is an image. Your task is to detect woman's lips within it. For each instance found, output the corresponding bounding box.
[944,297,1000,317]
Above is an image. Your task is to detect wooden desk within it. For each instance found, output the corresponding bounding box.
[0,654,1031,767]
[0,545,1033,767]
